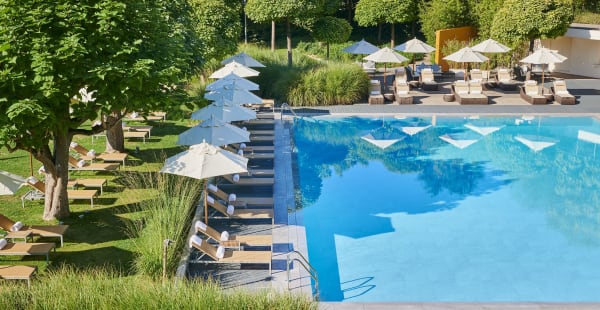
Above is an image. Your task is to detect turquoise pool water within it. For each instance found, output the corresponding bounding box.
[293,116,600,302]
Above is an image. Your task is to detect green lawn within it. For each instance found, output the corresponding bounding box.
[0,118,192,274]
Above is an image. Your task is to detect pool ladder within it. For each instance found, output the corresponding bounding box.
[280,102,299,120]
[286,250,320,301]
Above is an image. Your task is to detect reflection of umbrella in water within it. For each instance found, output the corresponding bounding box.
[577,130,600,158]
[464,123,503,136]
[177,115,250,147]
[221,52,265,68]
[439,134,479,149]
[160,141,248,223]
[361,126,406,149]
[515,135,557,153]
[401,125,431,136]
[0,170,26,195]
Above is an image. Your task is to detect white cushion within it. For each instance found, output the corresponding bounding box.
[232,174,240,183]
[458,90,468,95]
[77,160,86,168]
[216,246,225,259]
[228,193,236,202]
[0,239,7,250]
[38,166,46,174]
[195,220,207,232]
[86,149,96,158]
[226,205,235,215]
[207,184,218,193]
[370,91,381,95]
[527,90,538,95]
[500,79,510,82]
[397,90,408,95]
[10,221,23,232]
[220,231,230,241]
[206,196,215,204]
[189,235,202,248]
[525,80,537,85]
[239,143,246,149]
[130,112,139,118]
[26,176,39,185]
[471,89,482,94]
[70,142,78,148]
[237,149,243,156]
[556,90,569,95]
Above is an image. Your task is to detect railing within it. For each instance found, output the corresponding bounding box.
[280,102,299,120]
[286,250,319,301]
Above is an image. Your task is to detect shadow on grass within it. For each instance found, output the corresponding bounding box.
[64,207,134,245]
[49,246,135,275]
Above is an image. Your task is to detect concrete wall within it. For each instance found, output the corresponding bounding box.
[542,24,600,78]
[435,26,477,72]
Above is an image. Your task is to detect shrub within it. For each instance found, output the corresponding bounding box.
[574,12,600,24]
[288,63,370,106]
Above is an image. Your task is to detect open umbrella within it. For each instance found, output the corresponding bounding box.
[394,37,435,72]
[471,38,511,69]
[205,73,259,91]
[343,39,380,55]
[0,170,26,195]
[221,52,265,68]
[364,47,408,86]
[443,47,489,81]
[161,141,248,223]
[191,100,256,122]
[515,135,557,153]
[204,85,263,105]
[177,115,250,146]
[209,61,260,79]
[520,48,567,94]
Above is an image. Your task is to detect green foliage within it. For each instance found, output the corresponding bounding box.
[121,171,202,277]
[419,0,472,45]
[490,0,574,48]
[440,39,468,69]
[574,11,600,24]
[288,63,370,106]
[311,17,353,44]
[0,266,315,309]
[355,0,418,28]
[245,0,319,26]
[190,0,241,62]
[470,0,503,39]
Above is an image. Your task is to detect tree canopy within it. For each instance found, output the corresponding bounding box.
[419,0,472,45]
[0,0,200,220]
[189,0,241,62]
[311,17,352,59]
[355,0,418,46]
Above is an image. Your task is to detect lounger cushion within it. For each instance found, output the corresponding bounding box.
[228,193,236,202]
[86,150,96,158]
[220,231,229,241]
[226,205,235,215]
[232,174,240,183]
[207,184,218,193]
[240,143,246,149]
[11,222,23,232]
[216,246,225,259]
[77,160,86,168]
[0,239,6,250]
[556,90,569,95]
[206,196,215,204]
[26,176,38,185]
[195,220,207,232]
[189,235,202,248]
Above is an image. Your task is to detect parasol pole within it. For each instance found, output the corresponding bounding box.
[203,182,208,224]
[540,64,545,95]
[29,152,33,176]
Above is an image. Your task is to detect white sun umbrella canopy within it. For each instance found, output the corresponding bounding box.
[364,47,409,85]
[177,115,250,147]
[204,85,263,105]
[443,47,488,81]
[0,170,26,195]
[205,73,259,91]
[191,100,256,122]
[209,61,260,79]
[394,38,435,72]
[221,52,265,68]
[520,48,567,94]
[161,141,248,180]
[471,39,511,53]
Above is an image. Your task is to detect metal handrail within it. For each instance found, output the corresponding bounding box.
[286,250,319,301]
[280,102,299,120]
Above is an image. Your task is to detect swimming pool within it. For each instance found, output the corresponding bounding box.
[292,115,600,302]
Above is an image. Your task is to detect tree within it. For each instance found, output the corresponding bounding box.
[246,0,320,67]
[0,0,200,220]
[189,0,241,62]
[419,0,472,45]
[490,0,574,52]
[355,0,418,47]
[469,0,503,39]
[311,17,353,59]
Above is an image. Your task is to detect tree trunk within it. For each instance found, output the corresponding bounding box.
[286,18,292,68]
[42,133,71,220]
[390,23,395,48]
[326,43,330,60]
[105,111,125,153]
[271,20,276,52]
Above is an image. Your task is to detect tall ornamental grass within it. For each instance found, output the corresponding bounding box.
[287,63,370,106]
[121,170,203,277]
[0,266,315,309]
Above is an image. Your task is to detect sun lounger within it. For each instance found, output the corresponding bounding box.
[67,178,107,194]
[123,111,166,122]
[123,125,153,137]
[368,80,384,104]
[22,176,97,209]
[394,81,413,104]
[469,69,483,82]
[420,68,439,91]
[68,156,120,172]
[221,174,274,186]
[189,235,272,273]
[0,239,56,263]
[520,80,547,105]
[229,143,274,154]
[0,265,37,287]
[194,220,272,248]
[0,213,68,247]
[497,68,518,91]
[551,80,576,105]
[70,142,128,166]
[206,183,273,207]
[453,81,488,105]
[205,196,273,221]
[123,130,149,143]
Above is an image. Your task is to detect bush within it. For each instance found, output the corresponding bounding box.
[288,63,370,106]
[574,12,600,24]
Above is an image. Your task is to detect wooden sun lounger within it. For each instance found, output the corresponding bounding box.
[70,143,128,166]
[123,125,153,137]
[0,214,69,247]
[231,144,274,153]
[22,178,98,209]
[68,156,120,172]
[205,196,273,221]
[67,178,107,194]
[123,130,149,143]
[551,80,576,105]
[221,174,274,186]
[520,81,547,105]
[194,221,272,248]
[206,184,274,207]
[0,242,56,263]
[0,265,37,287]
[189,236,272,273]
